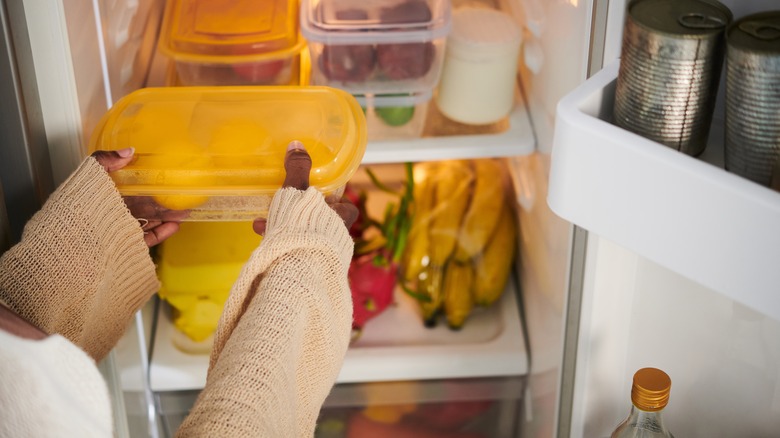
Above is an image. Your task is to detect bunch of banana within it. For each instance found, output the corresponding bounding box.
[400,159,518,329]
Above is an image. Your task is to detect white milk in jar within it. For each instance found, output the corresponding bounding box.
[435,8,522,125]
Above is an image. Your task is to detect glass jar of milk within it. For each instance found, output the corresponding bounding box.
[435,7,522,125]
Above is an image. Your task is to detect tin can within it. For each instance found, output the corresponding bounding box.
[614,0,732,156]
[724,11,780,187]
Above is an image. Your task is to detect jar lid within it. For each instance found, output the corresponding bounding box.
[446,7,522,60]
[159,0,305,64]
[631,368,671,412]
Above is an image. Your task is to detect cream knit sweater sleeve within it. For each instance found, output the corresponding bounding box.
[177,187,354,438]
[0,157,159,361]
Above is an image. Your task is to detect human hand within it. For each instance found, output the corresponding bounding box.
[252,141,358,235]
[91,148,183,247]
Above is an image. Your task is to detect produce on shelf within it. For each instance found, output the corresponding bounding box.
[346,164,414,337]
[376,105,416,127]
[428,160,474,266]
[474,205,517,306]
[377,1,436,80]
[400,159,517,329]
[320,9,376,82]
[442,261,474,329]
[454,159,506,262]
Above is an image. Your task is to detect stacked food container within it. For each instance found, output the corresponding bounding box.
[158,0,306,86]
[301,0,452,140]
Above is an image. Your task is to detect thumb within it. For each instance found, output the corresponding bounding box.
[92,148,134,173]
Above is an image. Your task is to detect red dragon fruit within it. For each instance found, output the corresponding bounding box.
[347,164,414,338]
[349,250,398,330]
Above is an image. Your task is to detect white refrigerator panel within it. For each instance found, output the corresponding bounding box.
[574,236,780,437]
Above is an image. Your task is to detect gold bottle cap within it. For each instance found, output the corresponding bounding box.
[631,367,671,412]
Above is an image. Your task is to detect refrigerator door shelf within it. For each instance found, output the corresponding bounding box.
[548,60,780,321]
[148,277,528,392]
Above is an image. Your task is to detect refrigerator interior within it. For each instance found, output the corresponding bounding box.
[6,0,580,436]
[6,0,780,437]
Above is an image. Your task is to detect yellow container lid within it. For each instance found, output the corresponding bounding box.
[88,86,366,200]
[159,0,305,64]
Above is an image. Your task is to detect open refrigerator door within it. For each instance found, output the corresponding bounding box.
[2,0,779,437]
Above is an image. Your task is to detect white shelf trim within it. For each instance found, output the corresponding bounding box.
[548,60,780,321]
[362,101,536,164]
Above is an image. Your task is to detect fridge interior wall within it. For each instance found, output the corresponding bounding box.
[574,236,780,437]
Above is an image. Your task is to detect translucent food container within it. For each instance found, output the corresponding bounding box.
[300,0,452,95]
[159,0,305,86]
[357,92,431,141]
[88,86,367,221]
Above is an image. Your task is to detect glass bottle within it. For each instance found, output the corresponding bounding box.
[611,367,674,438]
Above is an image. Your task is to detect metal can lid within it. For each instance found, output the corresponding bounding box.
[628,0,732,36]
[727,11,780,53]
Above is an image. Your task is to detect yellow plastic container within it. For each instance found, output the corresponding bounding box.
[159,0,305,86]
[88,86,367,221]
[157,221,262,343]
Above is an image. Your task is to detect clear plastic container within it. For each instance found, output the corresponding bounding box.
[159,0,305,86]
[300,0,452,95]
[88,86,367,221]
[357,92,431,141]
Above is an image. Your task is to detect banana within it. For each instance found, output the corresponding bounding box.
[454,159,507,263]
[429,160,474,267]
[474,203,517,306]
[419,264,445,326]
[443,261,475,329]
[402,163,438,283]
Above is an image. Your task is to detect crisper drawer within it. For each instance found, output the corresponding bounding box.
[548,60,780,321]
[154,376,525,438]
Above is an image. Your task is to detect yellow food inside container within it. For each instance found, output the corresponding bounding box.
[87,86,366,221]
[156,221,262,344]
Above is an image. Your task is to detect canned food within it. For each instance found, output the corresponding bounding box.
[724,11,780,187]
[614,0,732,156]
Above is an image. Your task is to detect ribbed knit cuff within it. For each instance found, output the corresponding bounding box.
[0,157,158,360]
[262,187,354,269]
[207,187,354,369]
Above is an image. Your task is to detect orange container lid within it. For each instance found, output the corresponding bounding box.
[88,86,367,198]
[159,0,305,63]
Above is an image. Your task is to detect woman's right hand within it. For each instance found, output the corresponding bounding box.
[252,141,358,236]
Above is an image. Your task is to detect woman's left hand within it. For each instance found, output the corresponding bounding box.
[91,148,182,247]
